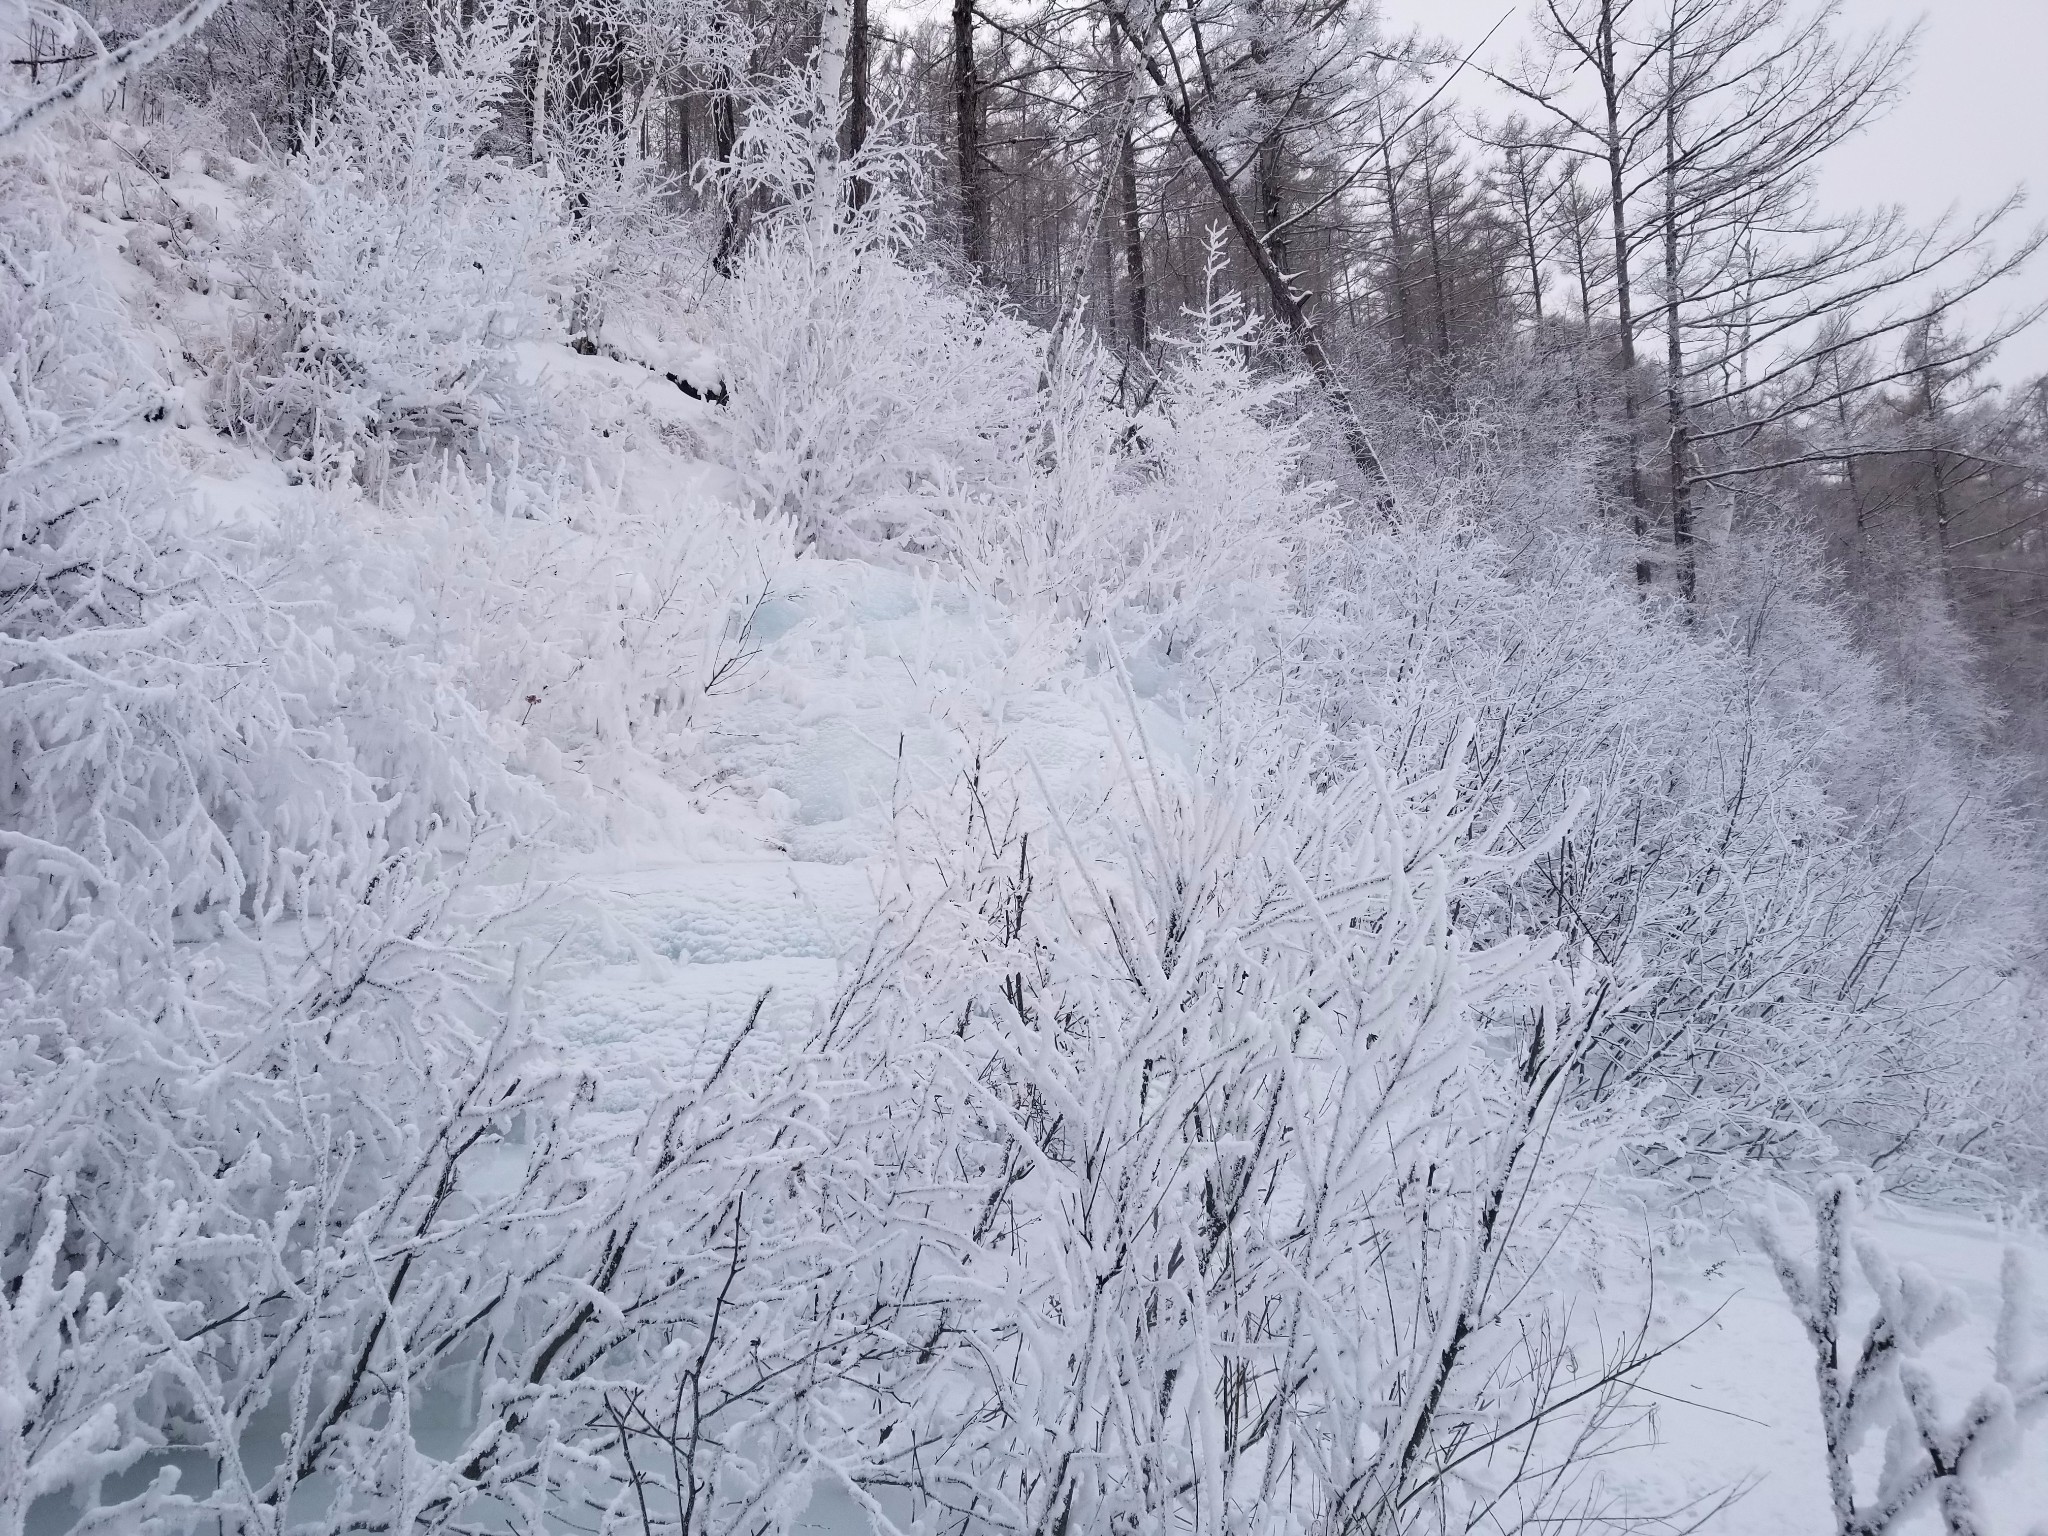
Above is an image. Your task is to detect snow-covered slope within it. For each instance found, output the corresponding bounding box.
[9,82,2046,1536]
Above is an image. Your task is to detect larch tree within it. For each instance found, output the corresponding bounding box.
[1104,0,1405,493]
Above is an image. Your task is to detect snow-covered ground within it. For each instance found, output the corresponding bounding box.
[466,781,2048,1536]
[12,92,2045,1536]
[1621,1208,2048,1533]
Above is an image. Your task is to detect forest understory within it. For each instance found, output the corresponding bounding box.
[4,0,2048,1532]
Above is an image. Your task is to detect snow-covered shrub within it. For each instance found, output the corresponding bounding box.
[841,708,1656,1533]
[2,131,965,1533]
[390,449,798,814]
[1116,253,1333,665]
[219,12,570,487]
[717,221,1040,553]
[0,170,514,1002]
[934,336,1127,626]
[1299,509,2021,1187]
[937,243,1329,698]
[1274,354,2044,1193]
[540,110,695,350]
[716,223,1039,552]
[0,158,556,1534]
[710,63,1039,554]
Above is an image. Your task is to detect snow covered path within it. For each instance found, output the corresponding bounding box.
[504,849,883,1535]
[521,854,879,1123]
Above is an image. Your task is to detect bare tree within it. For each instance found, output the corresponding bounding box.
[1503,0,2037,604]
[1496,0,1663,580]
[1491,116,1562,324]
[1106,0,1394,495]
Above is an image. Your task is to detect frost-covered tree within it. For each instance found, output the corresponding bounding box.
[219,12,569,486]
[1,139,543,1533]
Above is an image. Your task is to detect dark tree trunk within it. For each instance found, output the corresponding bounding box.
[1377,115,1415,362]
[1119,115,1148,354]
[563,13,625,132]
[846,0,871,209]
[671,89,691,185]
[1108,25,1148,354]
[1595,1,1653,585]
[711,63,743,275]
[953,0,986,272]
[1663,54,1695,604]
[1421,153,1453,365]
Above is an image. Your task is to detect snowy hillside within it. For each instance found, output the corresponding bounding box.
[5,2,2048,1534]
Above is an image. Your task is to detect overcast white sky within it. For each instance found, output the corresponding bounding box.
[1399,0,2048,385]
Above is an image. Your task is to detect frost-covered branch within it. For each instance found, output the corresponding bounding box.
[0,0,227,143]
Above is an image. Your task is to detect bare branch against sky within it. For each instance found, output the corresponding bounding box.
[1408,0,2048,385]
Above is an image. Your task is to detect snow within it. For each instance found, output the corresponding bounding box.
[524,857,874,1118]
[8,41,2046,1536]
[1589,1209,2048,1534]
[499,818,2048,1535]
[487,534,2047,1534]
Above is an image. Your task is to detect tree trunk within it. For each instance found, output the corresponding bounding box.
[1421,150,1453,365]
[1926,446,1953,598]
[953,0,987,272]
[814,0,853,227]
[1113,31,1148,355]
[710,58,743,275]
[1572,220,1593,336]
[818,0,850,132]
[1919,369,1954,601]
[1832,375,1868,590]
[846,0,871,208]
[1119,121,1148,353]
[671,89,691,185]
[1512,152,1545,324]
[1378,110,1415,363]
[531,16,553,162]
[563,12,625,132]
[1664,71,1696,605]
[1597,0,1652,585]
[1251,42,1291,284]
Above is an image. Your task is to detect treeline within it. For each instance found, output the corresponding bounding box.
[930,0,2048,762]
[148,0,2039,767]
